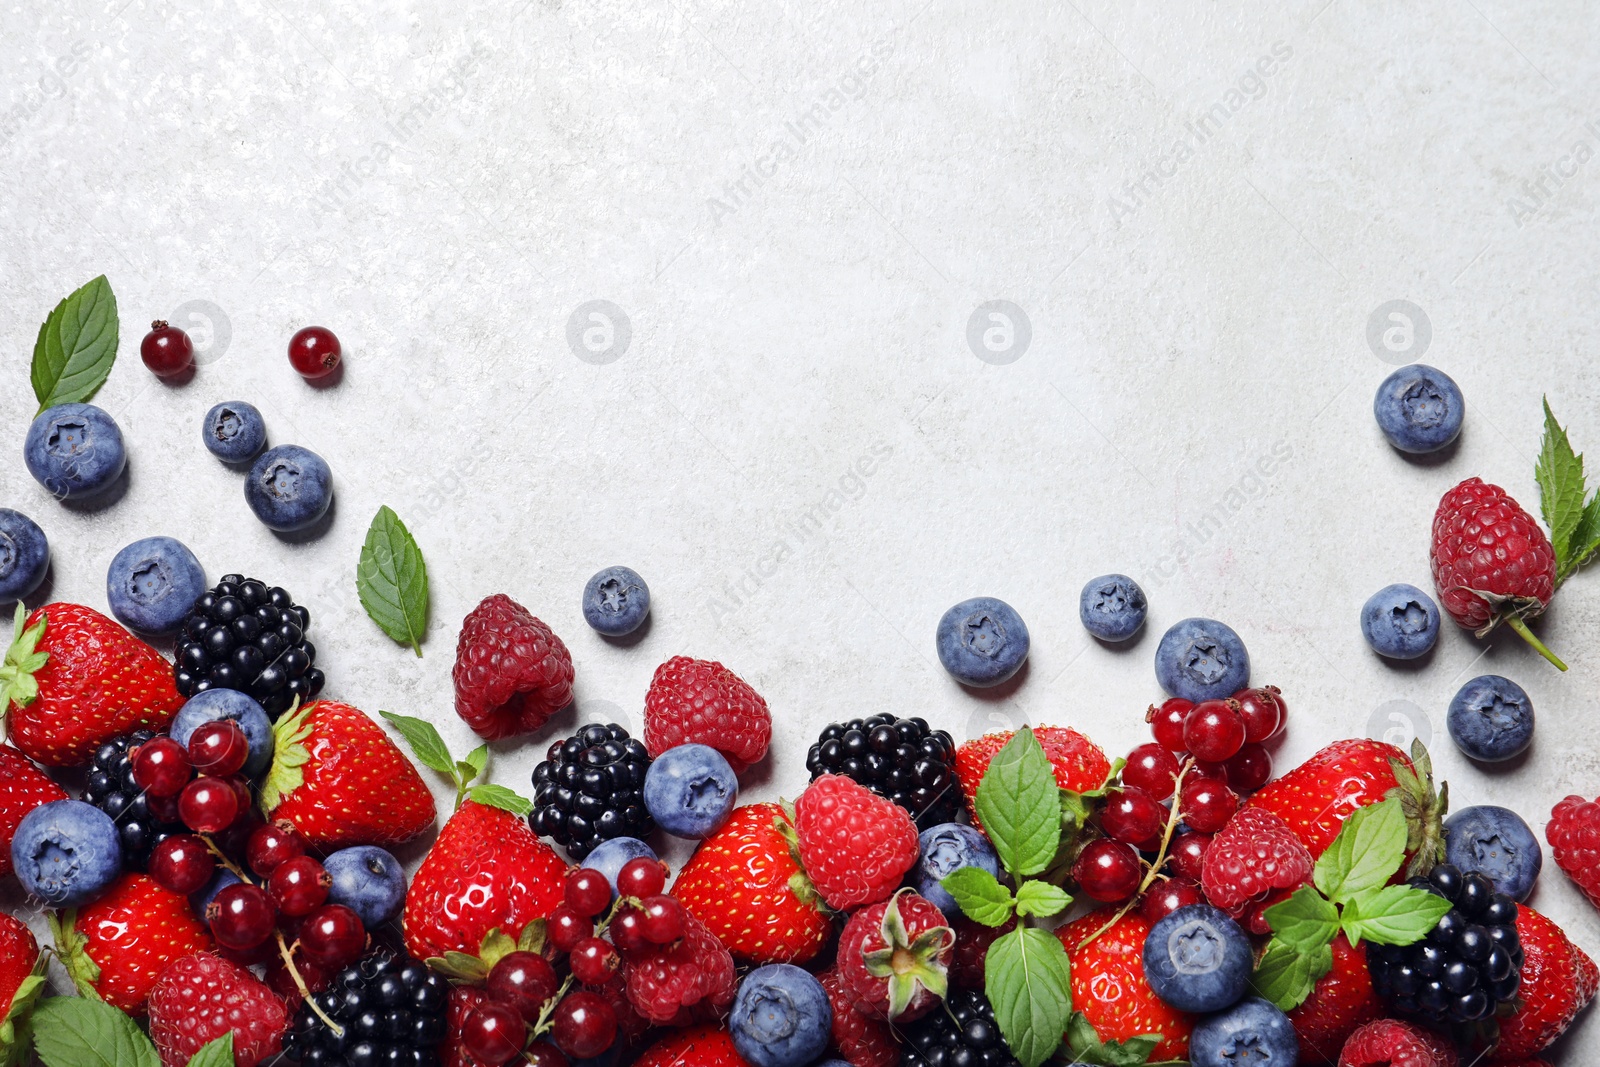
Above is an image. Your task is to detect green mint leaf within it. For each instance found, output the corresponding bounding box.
[467,783,534,816]
[31,994,160,1067]
[1013,880,1071,920]
[1263,885,1340,953]
[378,711,456,777]
[1314,797,1407,904]
[0,970,47,1067]
[357,506,430,655]
[184,1034,235,1067]
[31,275,119,413]
[1538,398,1588,570]
[1061,1011,1163,1067]
[940,867,1015,927]
[1567,492,1600,581]
[975,728,1062,879]
[462,744,489,782]
[1250,938,1332,1012]
[1340,885,1454,947]
[984,926,1073,1067]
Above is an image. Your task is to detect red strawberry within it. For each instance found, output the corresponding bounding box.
[1337,1018,1456,1067]
[836,889,953,1022]
[949,915,1014,990]
[1244,739,1412,857]
[1287,935,1383,1066]
[55,872,215,1014]
[633,1024,750,1067]
[793,775,919,911]
[1,603,182,766]
[671,803,831,965]
[1491,905,1598,1061]
[621,909,737,1025]
[1058,909,1193,1063]
[818,968,897,1067]
[261,700,436,848]
[0,744,66,879]
[955,727,1111,829]
[1201,807,1313,916]
[0,911,39,1011]
[643,657,771,772]
[148,952,289,1067]
[452,594,574,740]
[1546,794,1600,910]
[403,800,568,961]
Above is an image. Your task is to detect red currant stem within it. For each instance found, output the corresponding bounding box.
[199,833,255,885]
[1076,759,1195,951]
[1505,616,1568,671]
[276,930,344,1037]
[529,972,578,1040]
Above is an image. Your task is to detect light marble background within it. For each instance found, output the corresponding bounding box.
[4,0,1600,1060]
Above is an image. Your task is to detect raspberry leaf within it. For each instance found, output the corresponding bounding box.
[183,1035,234,1067]
[940,867,1015,927]
[1568,494,1600,582]
[356,506,430,656]
[1537,398,1588,572]
[30,275,119,414]
[1339,885,1453,947]
[30,993,160,1067]
[1013,881,1071,920]
[984,925,1072,1067]
[974,727,1062,879]
[1250,938,1332,1012]
[1062,1012,1165,1067]
[1262,885,1339,954]
[1313,796,1407,904]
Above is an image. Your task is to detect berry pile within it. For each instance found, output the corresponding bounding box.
[83,730,184,867]
[173,575,323,717]
[530,724,655,860]
[806,714,960,829]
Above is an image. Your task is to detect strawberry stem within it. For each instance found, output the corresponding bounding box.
[1506,616,1568,671]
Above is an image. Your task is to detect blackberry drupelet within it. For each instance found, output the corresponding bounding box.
[288,950,449,1067]
[529,723,653,860]
[83,731,183,868]
[1367,863,1523,1024]
[900,988,1019,1067]
[806,714,959,829]
[173,574,324,718]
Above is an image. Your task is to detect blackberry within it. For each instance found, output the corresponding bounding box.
[1367,863,1523,1024]
[173,573,324,718]
[806,714,959,829]
[82,731,183,868]
[900,988,1019,1067]
[288,949,449,1067]
[529,723,653,860]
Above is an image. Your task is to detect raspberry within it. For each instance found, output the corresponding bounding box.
[452,594,574,740]
[794,774,920,910]
[836,889,953,1022]
[818,968,898,1067]
[1547,794,1600,910]
[1200,807,1314,913]
[148,952,289,1067]
[1336,1018,1456,1067]
[622,910,737,1026]
[643,657,771,772]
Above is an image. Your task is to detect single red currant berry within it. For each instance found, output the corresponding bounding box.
[1222,743,1273,794]
[463,999,526,1066]
[1183,700,1247,763]
[1147,698,1193,753]
[547,905,591,953]
[608,905,652,955]
[246,820,306,877]
[1179,775,1239,834]
[569,937,621,985]
[148,833,216,895]
[289,326,342,379]
[564,868,612,918]
[1072,838,1143,902]
[207,883,277,951]
[1232,687,1284,743]
[140,320,194,379]
[147,788,182,824]
[1100,788,1166,849]
[131,736,192,797]
[616,857,666,899]
[179,775,241,833]
[551,991,618,1060]
[1168,830,1212,882]
[299,903,366,969]
[268,855,331,917]
[639,895,686,944]
[1139,879,1205,923]
[486,951,560,1023]
[1122,743,1181,801]
[525,1042,570,1067]
[188,719,250,777]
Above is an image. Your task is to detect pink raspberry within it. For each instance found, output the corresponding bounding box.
[452,594,574,740]
[622,911,737,1026]
[1547,795,1600,910]
[1200,806,1314,913]
[793,775,919,911]
[643,657,771,772]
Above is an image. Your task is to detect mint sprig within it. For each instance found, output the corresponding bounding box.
[974,727,1061,878]
[1062,1012,1180,1067]
[356,506,430,656]
[379,710,529,814]
[31,275,119,414]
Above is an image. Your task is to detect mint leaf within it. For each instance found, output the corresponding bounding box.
[467,783,534,816]
[1538,398,1588,570]
[1313,797,1407,904]
[357,506,430,655]
[0,971,47,1067]
[32,994,159,1067]
[378,711,455,777]
[185,1034,234,1067]
[1251,938,1332,1012]
[1062,1010,1162,1067]
[975,728,1062,879]
[1340,885,1453,946]
[31,275,119,413]
[462,744,489,781]
[941,867,1015,927]
[1263,885,1340,953]
[1014,881,1071,919]
[985,926,1072,1067]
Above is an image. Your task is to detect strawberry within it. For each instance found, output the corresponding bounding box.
[1546,793,1600,910]
[622,909,738,1025]
[0,912,38,1011]
[1244,739,1418,858]
[260,700,436,848]
[643,656,772,772]
[53,872,214,1014]
[1337,1018,1456,1067]
[0,603,182,766]
[955,726,1111,829]
[671,803,831,965]
[148,952,289,1067]
[1491,905,1598,1061]
[1201,807,1313,916]
[403,800,568,961]
[818,968,897,1067]
[1287,934,1383,1066]
[793,775,919,910]
[1058,909,1193,1063]
[836,889,953,1022]
[0,745,66,879]
[452,594,574,740]
[634,1024,750,1067]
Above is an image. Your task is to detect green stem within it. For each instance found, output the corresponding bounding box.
[1506,616,1568,671]
[1076,760,1194,950]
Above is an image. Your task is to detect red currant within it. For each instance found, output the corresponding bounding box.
[616,857,666,899]
[207,883,277,951]
[1168,830,1212,882]
[463,999,527,1067]
[179,776,242,833]
[608,905,652,955]
[1139,879,1205,923]
[299,904,366,969]
[526,1042,570,1067]
[1222,743,1273,793]
[268,855,331,917]
[148,834,216,895]
[1183,700,1246,762]
[551,991,617,1060]
[246,821,306,877]
[288,326,342,380]
[1100,788,1166,849]
[131,737,192,797]
[486,951,559,1023]
[1232,686,1285,743]
[639,895,686,944]
[147,788,182,824]
[1179,775,1238,834]
[1072,838,1143,902]
[140,320,193,379]
[569,936,621,985]
[1122,743,1181,801]
[188,719,250,777]
[564,868,612,918]
[1147,698,1193,753]
[548,905,591,953]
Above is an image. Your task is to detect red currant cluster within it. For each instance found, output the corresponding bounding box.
[130,720,254,834]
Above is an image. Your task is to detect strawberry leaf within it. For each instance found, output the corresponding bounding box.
[975,728,1061,879]
[1538,397,1588,573]
[1340,885,1453,947]
[1250,937,1331,1012]
[984,925,1072,1067]
[356,506,429,656]
[517,919,547,954]
[940,867,1015,927]
[31,275,119,413]
[1262,885,1339,954]
[1313,797,1407,905]
[31,994,160,1067]
[259,699,313,812]
[184,1035,234,1067]
[1013,880,1071,920]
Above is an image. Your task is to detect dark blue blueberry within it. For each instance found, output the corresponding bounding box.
[245,444,333,531]
[171,688,275,778]
[1360,582,1440,660]
[729,964,832,1067]
[202,400,268,464]
[1079,573,1147,642]
[643,743,738,839]
[105,535,207,635]
[1444,805,1542,902]
[1153,618,1249,702]
[936,597,1029,687]
[1374,364,1464,454]
[1142,904,1253,1013]
[325,846,407,928]
[1447,675,1534,762]
[10,799,123,906]
[1188,997,1298,1067]
[0,509,49,603]
[582,565,650,636]
[24,403,126,499]
[915,823,1000,918]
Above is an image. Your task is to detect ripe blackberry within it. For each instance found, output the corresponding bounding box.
[530,723,653,860]
[82,731,183,868]
[806,714,959,829]
[173,574,324,718]
[288,949,449,1067]
[1367,863,1523,1024]
[900,988,1019,1067]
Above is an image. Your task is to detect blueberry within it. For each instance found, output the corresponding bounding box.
[915,823,999,918]
[105,536,207,635]
[1079,574,1147,642]
[0,509,49,603]
[10,799,123,907]
[190,868,241,927]
[1374,364,1464,454]
[202,401,268,464]
[582,566,650,636]
[1142,904,1253,1013]
[1444,805,1542,902]
[324,846,407,928]
[171,688,275,778]
[245,444,332,532]
[1153,618,1250,703]
[643,743,738,839]
[1448,675,1534,763]
[1188,997,1298,1067]
[24,403,126,500]
[1360,583,1440,660]
[729,964,833,1067]
[583,837,657,898]
[936,597,1029,687]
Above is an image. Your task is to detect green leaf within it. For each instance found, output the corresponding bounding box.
[940,868,1015,927]
[1313,797,1408,904]
[984,925,1073,1067]
[1538,398,1588,571]
[1062,1011,1163,1067]
[1567,493,1600,580]
[31,994,160,1067]
[467,783,533,816]
[975,728,1063,879]
[0,970,47,1067]
[1263,885,1340,953]
[31,275,119,412]
[1340,885,1454,947]
[259,699,312,812]
[0,604,49,723]
[185,1034,235,1067]
[356,506,430,655]
[1251,938,1332,1012]
[1013,880,1071,919]
[461,744,489,782]
[378,711,456,777]
[517,919,547,954]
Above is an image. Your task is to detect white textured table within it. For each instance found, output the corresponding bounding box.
[3,0,1599,1060]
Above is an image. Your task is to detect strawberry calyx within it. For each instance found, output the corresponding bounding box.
[259,698,311,812]
[427,920,547,984]
[1385,739,1448,880]
[860,888,953,1019]
[0,604,49,736]
[0,952,47,1067]
[44,909,100,1000]
[772,803,829,914]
